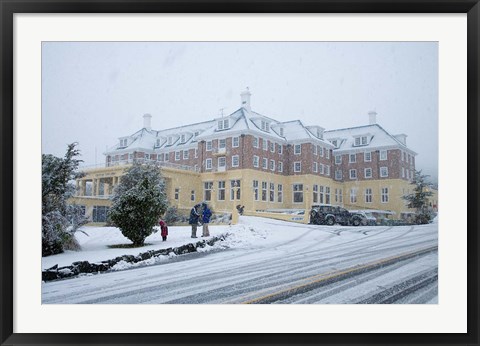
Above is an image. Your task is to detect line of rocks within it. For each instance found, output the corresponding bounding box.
[42,235,228,282]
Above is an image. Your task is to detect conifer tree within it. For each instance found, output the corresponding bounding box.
[402,170,434,224]
[108,163,168,246]
[42,143,85,256]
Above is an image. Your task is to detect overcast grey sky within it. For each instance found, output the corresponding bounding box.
[42,41,438,181]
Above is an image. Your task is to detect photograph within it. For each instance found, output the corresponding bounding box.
[41,41,440,305]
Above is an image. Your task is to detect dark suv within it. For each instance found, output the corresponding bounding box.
[309,205,365,226]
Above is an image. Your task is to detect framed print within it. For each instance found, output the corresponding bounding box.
[1,0,479,345]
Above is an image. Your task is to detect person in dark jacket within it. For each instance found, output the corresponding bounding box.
[159,219,168,241]
[201,202,212,237]
[189,204,201,238]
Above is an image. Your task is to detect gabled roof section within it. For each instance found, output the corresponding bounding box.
[324,124,416,154]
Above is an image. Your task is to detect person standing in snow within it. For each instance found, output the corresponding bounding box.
[189,204,201,238]
[159,219,168,241]
[201,202,212,237]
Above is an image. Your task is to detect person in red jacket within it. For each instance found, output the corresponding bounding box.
[159,219,168,241]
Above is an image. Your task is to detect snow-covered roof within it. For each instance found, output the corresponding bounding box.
[324,124,417,155]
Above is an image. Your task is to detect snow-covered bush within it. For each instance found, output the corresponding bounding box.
[108,162,168,246]
[42,143,84,256]
[163,205,181,225]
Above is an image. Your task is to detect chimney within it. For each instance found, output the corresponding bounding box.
[143,113,152,130]
[240,88,252,111]
[368,111,377,125]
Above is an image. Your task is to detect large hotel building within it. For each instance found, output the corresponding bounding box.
[71,90,431,223]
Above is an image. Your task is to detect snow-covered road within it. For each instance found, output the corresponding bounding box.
[42,217,438,304]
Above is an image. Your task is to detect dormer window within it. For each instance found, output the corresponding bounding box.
[194,131,200,137]
[119,138,128,148]
[317,129,323,139]
[218,118,229,130]
[354,136,368,147]
[279,128,284,137]
[167,136,173,145]
[331,139,339,148]
[261,120,270,132]
[155,139,161,147]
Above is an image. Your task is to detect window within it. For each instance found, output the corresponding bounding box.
[195,148,198,158]
[262,139,268,151]
[253,180,259,201]
[183,150,189,160]
[402,167,405,178]
[335,170,342,180]
[230,180,241,200]
[191,190,195,201]
[354,136,368,146]
[206,141,212,151]
[174,188,180,200]
[365,188,372,203]
[181,134,186,143]
[365,168,372,178]
[269,183,275,202]
[331,139,338,148]
[380,166,388,177]
[92,206,109,222]
[158,153,164,162]
[279,128,284,137]
[410,155,414,165]
[145,154,150,160]
[233,137,239,147]
[204,182,213,201]
[119,138,127,147]
[335,188,343,203]
[313,184,319,203]
[262,181,267,201]
[362,136,368,145]
[278,162,283,173]
[261,120,270,132]
[354,137,361,146]
[253,137,259,148]
[270,160,275,171]
[278,144,283,154]
[319,186,324,204]
[406,169,410,180]
[218,181,226,200]
[165,153,169,161]
[206,158,212,170]
[270,142,275,153]
[155,139,161,147]
[381,187,389,203]
[349,153,356,163]
[262,158,268,169]
[175,151,181,161]
[325,187,331,204]
[294,162,301,172]
[364,152,371,162]
[168,136,173,145]
[335,155,342,164]
[350,188,357,204]
[403,151,406,161]
[350,169,357,179]
[319,146,324,157]
[219,139,226,149]
[326,149,330,159]
[218,157,226,169]
[293,184,304,203]
[294,144,301,155]
[313,162,318,173]
[194,164,198,172]
[313,145,318,155]
[218,118,229,130]
[325,165,330,176]
[232,155,239,167]
[320,163,324,175]
[253,155,259,168]
[277,184,283,203]
[380,150,387,160]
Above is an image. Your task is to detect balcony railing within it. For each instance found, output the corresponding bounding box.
[80,159,199,173]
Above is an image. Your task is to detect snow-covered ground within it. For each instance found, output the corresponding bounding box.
[42,216,438,304]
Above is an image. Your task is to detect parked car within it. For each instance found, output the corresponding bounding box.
[349,210,377,226]
[309,205,366,226]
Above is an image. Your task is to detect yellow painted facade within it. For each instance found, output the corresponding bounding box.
[71,163,418,224]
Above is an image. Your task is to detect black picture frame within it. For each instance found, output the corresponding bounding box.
[1,1,479,345]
